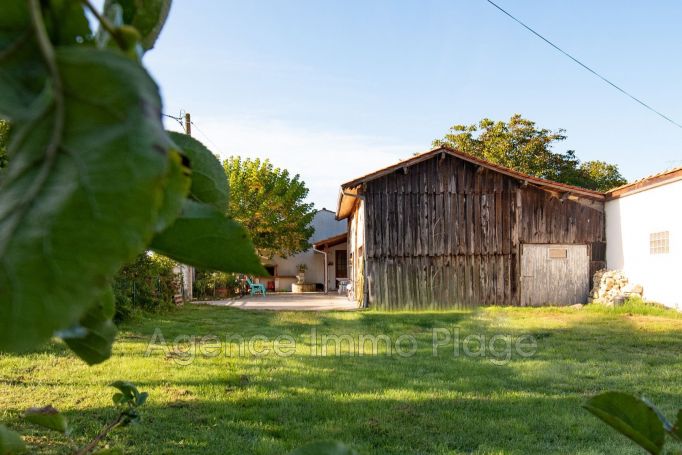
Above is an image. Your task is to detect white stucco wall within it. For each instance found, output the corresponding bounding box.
[606,180,682,308]
[262,209,347,291]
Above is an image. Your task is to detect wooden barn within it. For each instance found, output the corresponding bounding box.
[336,146,606,310]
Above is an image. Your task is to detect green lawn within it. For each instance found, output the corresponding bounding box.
[2,302,682,454]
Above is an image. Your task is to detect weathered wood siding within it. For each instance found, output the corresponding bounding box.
[361,154,605,310]
[520,244,590,306]
[364,155,519,310]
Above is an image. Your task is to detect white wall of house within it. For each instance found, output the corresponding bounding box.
[606,179,682,308]
[260,209,347,291]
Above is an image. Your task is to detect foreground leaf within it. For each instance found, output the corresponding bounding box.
[103,0,172,51]
[0,425,25,454]
[0,46,181,352]
[290,441,358,455]
[168,131,228,211]
[151,200,264,275]
[583,392,665,454]
[24,405,68,433]
[62,286,118,365]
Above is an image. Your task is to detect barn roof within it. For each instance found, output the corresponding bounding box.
[606,165,682,199]
[337,145,605,219]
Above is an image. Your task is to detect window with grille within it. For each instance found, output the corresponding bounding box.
[650,231,670,255]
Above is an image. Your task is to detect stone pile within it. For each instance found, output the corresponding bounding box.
[590,269,643,306]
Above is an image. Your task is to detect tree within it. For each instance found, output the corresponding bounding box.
[0,120,9,169]
[433,114,627,192]
[224,157,315,258]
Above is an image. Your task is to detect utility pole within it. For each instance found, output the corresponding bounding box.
[184,112,191,136]
[183,111,194,301]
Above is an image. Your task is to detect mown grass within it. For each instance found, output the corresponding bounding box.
[1,302,682,454]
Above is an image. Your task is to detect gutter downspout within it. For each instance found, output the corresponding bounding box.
[313,247,328,294]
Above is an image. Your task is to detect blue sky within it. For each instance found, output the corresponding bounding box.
[143,1,682,209]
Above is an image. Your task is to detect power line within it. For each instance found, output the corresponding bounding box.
[190,120,222,153]
[162,113,185,130]
[486,0,682,130]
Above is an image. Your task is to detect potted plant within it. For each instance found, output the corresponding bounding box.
[296,263,307,284]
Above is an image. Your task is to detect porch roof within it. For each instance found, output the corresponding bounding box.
[312,232,347,250]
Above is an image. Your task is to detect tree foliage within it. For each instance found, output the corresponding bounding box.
[433,114,627,192]
[224,157,315,258]
[0,0,262,366]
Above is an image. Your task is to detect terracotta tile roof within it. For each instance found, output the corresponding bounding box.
[606,165,682,198]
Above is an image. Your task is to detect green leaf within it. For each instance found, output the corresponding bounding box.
[61,286,118,365]
[155,146,191,233]
[111,381,139,397]
[0,425,26,454]
[92,449,123,455]
[151,200,265,275]
[583,392,665,454]
[290,441,358,455]
[24,405,68,433]
[103,0,172,51]
[136,392,149,407]
[168,132,228,211]
[44,0,93,46]
[0,1,48,121]
[0,46,181,353]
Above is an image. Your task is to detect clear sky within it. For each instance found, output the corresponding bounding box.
[143,0,682,210]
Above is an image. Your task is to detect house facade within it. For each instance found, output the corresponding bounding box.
[605,167,682,309]
[257,209,348,292]
[337,146,606,310]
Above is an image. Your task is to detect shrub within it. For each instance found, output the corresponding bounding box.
[113,253,181,320]
[194,269,243,300]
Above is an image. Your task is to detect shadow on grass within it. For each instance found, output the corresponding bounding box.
[3,305,682,454]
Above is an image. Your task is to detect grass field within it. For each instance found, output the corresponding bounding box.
[2,301,682,454]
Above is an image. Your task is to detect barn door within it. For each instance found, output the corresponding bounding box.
[520,244,590,306]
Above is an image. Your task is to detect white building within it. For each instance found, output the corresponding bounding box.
[257,209,348,292]
[606,167,682,309]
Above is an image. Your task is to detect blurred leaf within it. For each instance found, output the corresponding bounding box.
[24,405,68,433]
[62,286,118,365]
[0,425,25,454]
[102,0,172,51]
[44,0,92,45]
[290,441,358,455]
[583,392,665,454]
[92,449,123,455]
[151,200,265,275]
[155,146,191,232]
[136,392,149,407]
[111,381,140,403]
[0,45,179,353]
[168,131,228,211]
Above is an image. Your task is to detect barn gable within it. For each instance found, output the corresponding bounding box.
[337,147,605,309]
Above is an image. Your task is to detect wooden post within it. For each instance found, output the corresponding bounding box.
[183,112,194,300]
[184,112,191,135]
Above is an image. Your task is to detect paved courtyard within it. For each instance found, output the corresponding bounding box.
[196,292,358,311]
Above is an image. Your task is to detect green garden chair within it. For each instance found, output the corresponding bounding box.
[246,277,266,296]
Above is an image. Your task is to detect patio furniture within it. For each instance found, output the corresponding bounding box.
[246,277,266,296]
[337,278,350,295]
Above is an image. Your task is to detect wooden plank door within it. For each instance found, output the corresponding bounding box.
[520,244,590,306]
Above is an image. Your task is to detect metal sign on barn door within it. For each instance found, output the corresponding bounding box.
[520,244,590,306]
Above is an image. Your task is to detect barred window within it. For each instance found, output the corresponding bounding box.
[650,231,670,255]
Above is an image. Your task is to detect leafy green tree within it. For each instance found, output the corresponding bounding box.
[224,157,315,258]
[433,114,627,191]
[0,0,263,368]
[0,120,9,169]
